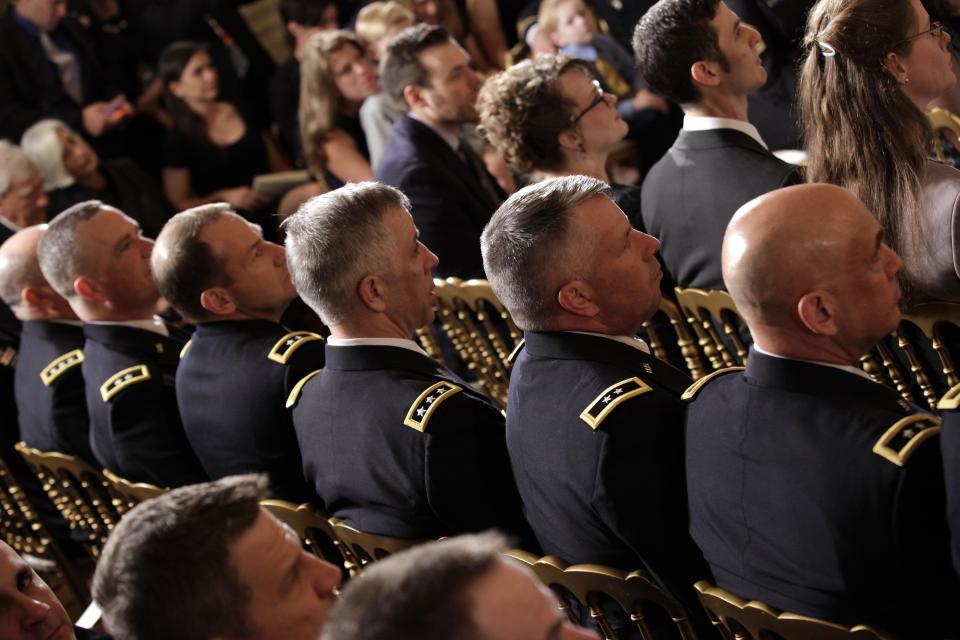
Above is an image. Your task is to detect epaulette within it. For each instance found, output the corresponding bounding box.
[179,340,192,359]
[507,339,525,365]
[872,414,941,467]
[681,367,745,402]
[40,349,84,386]
[268,331,324,365]
[938,382,960,411]
[100,365,151,402]
[285,369,322,408]
[580,377,653,430]
[404,381,462,432]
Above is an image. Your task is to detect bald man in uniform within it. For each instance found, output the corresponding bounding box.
[685,184,959,637]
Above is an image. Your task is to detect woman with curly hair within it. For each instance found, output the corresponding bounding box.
[800,0,960,303]
[477,54,642,227]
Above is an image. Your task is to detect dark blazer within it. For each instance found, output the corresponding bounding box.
[290,343,530,541]
[375,115,505,279]
[641,128,799,290]
[14,321,93,462]
[82,323,207,488]
[0,9,111,140]
[176,320,323,503]
[507,332,709,614]
[686,351,960,637]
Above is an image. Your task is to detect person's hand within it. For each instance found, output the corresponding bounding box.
[217,187,269,211]
[82,102,112,137]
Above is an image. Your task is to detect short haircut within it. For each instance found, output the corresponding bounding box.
[481,175,611,330]
[0,140,40,197]
[322,532,506,640]
[280,0,337,25]
[478,55,594,174]
[356,1,415,46]
[537,0,586,36]
[633,0,727,104]
[379,23,451,106]
[20,119,74,190]
[92,475,269,640]
[152,204,233,323]
[283,182,407,326]
[0,234,45,309]
[37,200,105,298]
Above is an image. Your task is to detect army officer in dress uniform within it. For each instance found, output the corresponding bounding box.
[152,204,322,503]
[37,200,206,488]
[685,184,960,637]
[283,182,531,542]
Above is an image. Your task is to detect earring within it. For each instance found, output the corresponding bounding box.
[904,75,910,84]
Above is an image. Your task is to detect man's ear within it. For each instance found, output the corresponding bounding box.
[199,288,236,316]
[796,290,839,336]
[690,59,722,88]
[73,275,100,302]
[403,84,427,111]
[882,51,909,84]
[557,280,599,318]
[357,274,387,313]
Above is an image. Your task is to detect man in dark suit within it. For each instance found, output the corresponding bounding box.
[0,0,129,142]
[37,200,206,488]
[634,0,798,291]
[686,184,959,637]
[481,175,710,630]
[152,203,322,503]
[375,24,505,279]
[284,182,530,542]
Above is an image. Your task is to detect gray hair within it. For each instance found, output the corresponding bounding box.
[0,140,40,197]
[283,182,407,326]
[92,475,268,640]
[322,532,507,640]
[481,175,611,330]
[37,200,105,298]
[20,119,75,190]
[152,203,233,323]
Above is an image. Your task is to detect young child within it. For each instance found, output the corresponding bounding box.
[355,1,416,60]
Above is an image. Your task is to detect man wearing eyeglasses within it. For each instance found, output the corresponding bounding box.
[634,0,799,292]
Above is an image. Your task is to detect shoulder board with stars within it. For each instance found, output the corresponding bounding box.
[404,381,463,432]
[681,367,745,402]
[938,382,960,411]
[872,414,941,467]
[580,377,653,430]
[100,365,151,402]
[40,349,84,387]
[179,340,192,359]
[268,331,324,365]
[285,369,323,408]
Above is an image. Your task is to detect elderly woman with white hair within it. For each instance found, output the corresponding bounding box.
[21,119,173,236]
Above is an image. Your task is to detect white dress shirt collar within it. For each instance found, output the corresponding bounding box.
[682,115,768,150]
[753,344,873,381]
[327,336,428,357]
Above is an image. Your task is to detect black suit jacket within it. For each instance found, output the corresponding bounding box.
[290,343,530,541]
[176,320,322,502]
[507,332,709,616]
[375,115,505,279]
[0,9,111,140]
[14,321,93,462]
[641,128,799,290]
[82,323,207,488]
[686,351,960,637]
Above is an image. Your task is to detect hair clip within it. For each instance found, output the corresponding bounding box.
[816,40,837,57]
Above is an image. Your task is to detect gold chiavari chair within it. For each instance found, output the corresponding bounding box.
[642,297,707,379]
[674,287,750,373]
[101,469,168,515]
[695,581,887,640]
[260,500,349,572]
[14,443,120,557]
[927,107,960,163]
[330,520,430,577]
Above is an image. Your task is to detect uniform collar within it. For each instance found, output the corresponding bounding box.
[752,344,873,381]
[568,331,650,354]
[194,318,283,337]
[327,336,427,357]
[324,342,440,374]
[87,317,169,336]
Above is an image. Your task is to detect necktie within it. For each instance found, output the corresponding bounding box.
[458,140,503,208]
[39,32,83,105]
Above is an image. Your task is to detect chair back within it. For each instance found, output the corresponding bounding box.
[260,500,348,570]
[330,520,429,576]
[14,443,120,557]
[927,108,960,162]
[102,469,167,515]
[694,581,887,639]
[643,297,708,379]
[675,288,750,372]
[505,552,698,640]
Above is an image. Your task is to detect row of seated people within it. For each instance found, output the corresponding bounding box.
[3,171,960,639]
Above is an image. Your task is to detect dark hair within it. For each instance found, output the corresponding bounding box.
[158,41,213,144]
[633,0,727,104]
[281,0,337,25]
[379,23,451,106]
[322,532,506,640]
[92,475,268,640]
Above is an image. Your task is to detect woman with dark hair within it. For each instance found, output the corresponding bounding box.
[800,0,960,303]
[159,41,289,214]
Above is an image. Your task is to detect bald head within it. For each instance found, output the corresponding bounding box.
[723,183,903,362]
[0,225,75,321]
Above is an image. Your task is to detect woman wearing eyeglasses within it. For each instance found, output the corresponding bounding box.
[800,0,960,303]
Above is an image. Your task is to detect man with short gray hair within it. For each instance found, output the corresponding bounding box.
[481,174,708,619]
[284,182,529,541]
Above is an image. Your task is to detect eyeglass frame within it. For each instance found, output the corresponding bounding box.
[570,79,608,127]
[889,21,944,51]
